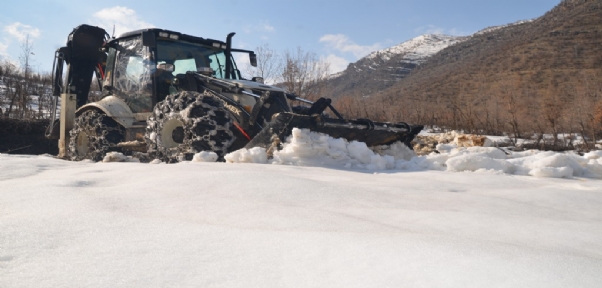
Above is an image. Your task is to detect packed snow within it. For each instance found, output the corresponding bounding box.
[224,128,602,179]
[2,129,602,287]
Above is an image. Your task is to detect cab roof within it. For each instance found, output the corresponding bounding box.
[117,28,227,46]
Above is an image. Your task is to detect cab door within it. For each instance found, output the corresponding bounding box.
[105,36,154,113]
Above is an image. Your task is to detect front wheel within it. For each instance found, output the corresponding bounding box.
[145,91,235,162]
[68,110,124,161]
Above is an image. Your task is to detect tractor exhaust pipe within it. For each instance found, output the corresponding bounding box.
[225,32,235,79]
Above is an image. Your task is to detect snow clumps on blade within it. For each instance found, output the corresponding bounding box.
[192,151,218,162]
[268,128,414,170]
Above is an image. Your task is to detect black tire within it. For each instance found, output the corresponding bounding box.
[68,110,124,161]
[145,91,235,162]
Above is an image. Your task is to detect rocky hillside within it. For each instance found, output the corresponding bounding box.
[327,0,602,143]
[381,0,602,105]
[323,34,466,99]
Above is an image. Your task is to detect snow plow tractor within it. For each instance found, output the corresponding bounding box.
[46,24,423,162]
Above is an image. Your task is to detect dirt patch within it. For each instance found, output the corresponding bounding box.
[413,131,493,155]
[0,118,58,155]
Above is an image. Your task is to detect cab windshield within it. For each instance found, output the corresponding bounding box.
[155,40,239,80]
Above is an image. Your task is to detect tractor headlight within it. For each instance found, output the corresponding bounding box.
[158,32,179,40]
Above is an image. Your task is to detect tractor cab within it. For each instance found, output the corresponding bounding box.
[101,29,258,114]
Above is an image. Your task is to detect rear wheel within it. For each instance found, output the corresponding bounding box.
[145,91,235,162]
[68,110,124,161]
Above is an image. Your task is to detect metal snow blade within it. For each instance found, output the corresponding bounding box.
[188,74,422,152]
[245,97,423,152]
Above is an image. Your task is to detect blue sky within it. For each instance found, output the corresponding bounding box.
[1,0,560,74]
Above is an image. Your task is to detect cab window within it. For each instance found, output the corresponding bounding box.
[112,37,153,113]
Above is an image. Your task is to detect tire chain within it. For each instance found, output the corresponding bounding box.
[146,91,234,162]
[68,110,124,161]
[145,92,196,158]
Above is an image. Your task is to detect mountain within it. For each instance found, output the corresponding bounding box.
[380,0,602,109]
[364,34,466,66]
[331,0,602,140]
[321,19,540,100]
[322,34,467,99]
[323,0,602,139]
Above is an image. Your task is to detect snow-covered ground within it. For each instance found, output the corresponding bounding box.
[2,129,602,287]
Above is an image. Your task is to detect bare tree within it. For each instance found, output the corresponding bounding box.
[1,35,43,119]
[3,60,20,118]
[32,72,52,119]
[244,44,281,85]
[279,47,330,101]
[20,35,34,81]
[5,34,37,119]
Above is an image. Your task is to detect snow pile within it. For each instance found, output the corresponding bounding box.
[192,151,218,162]
[415,147,602,179]
[224,147,267,163]
[225,128,602,179]
[225,128,415,170]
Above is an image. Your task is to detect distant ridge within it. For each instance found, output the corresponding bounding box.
[379,0,602,105]
[323,34,466,99]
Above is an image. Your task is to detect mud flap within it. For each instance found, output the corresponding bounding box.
[244,112,423,150]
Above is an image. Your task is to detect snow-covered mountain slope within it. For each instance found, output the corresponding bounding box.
[473,19,534,36]
[366,34,467,65]
[355,18,534,73]
[323,18,542,99]
[342,34,467,76]
[323,34,467,98]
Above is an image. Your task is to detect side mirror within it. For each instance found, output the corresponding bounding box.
[249,52,257,67]
[251,77,264,84]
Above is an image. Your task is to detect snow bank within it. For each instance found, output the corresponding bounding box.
[225,128,415,170]
[225,128,602,179]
